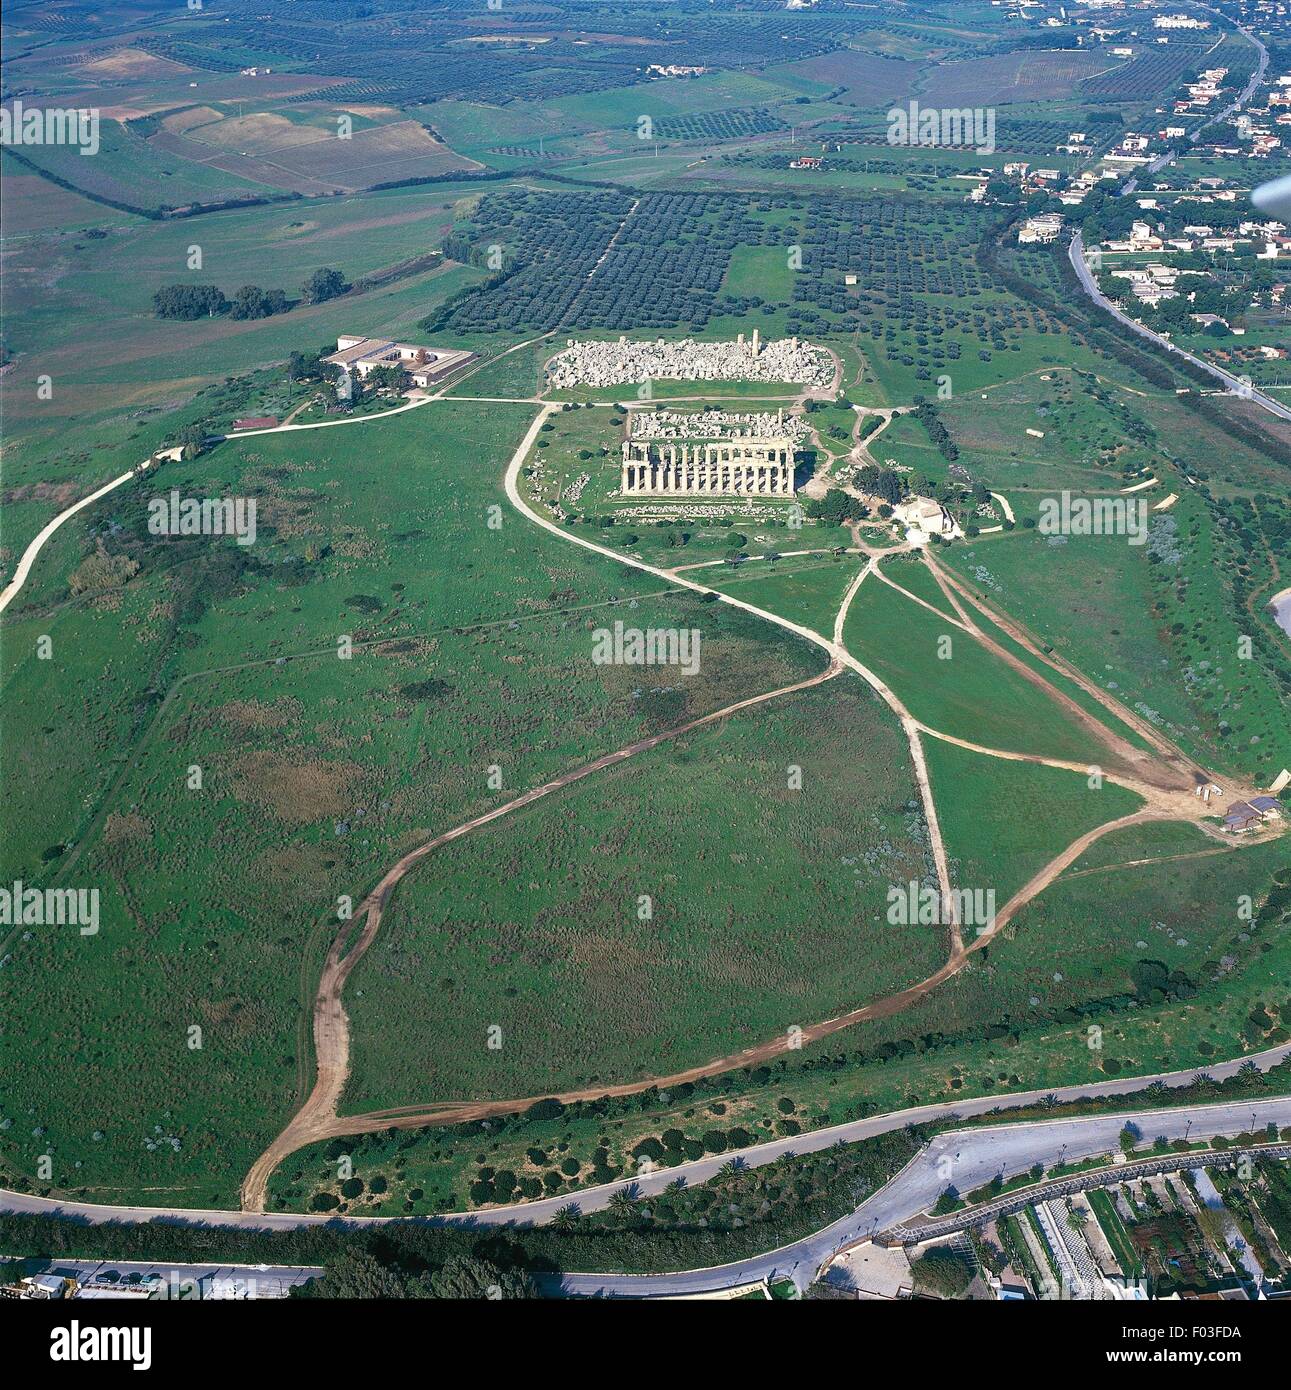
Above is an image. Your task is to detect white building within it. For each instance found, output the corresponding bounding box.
[323,336,474,388]
[1018,213,1064,244]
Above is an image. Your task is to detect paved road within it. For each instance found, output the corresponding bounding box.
[1068,233,1291,424]
[4,1042,1287,1236]
[1077,14,1291,423]
[1120,11,1268,194]
[556,1096,1291,1298]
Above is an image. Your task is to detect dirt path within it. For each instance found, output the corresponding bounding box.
[927,554,1237,791]
[243,409,962,1207]
[241,398,1256,1210]
[850,405,906,471]
[277,810,1167,1146]
[1059,844,1233,883]
[238,660,843,1210]
[836,558,962,952]
[923,553,1205,795]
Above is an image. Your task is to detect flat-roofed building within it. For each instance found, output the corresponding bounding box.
[323,336,474,388]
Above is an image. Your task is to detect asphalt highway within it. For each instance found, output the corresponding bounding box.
[1068,232,1291,424]
[3,1042,1287,1249]
[555,1095,1291,1298]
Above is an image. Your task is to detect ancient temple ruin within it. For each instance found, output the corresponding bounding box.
[620,436,796,497]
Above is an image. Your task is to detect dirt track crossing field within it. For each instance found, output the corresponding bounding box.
[240,396,1268,1212]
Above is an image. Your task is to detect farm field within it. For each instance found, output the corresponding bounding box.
[770,49,920,109]
[2,176,498,396]
[145,106,482,194]
[921,49,1122,107]
[0,159,138,236]
[4,116,278,212]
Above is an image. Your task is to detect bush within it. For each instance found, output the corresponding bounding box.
[153,284,229,320]
[301,267,348,304]
[911,1248,974,1298]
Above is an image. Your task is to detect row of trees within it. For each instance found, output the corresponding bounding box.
[153,267,349,321]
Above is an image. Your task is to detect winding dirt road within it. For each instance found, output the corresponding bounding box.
[240,400,1256,1211]
[12,355,1265,1221]
[239,659,844,1210]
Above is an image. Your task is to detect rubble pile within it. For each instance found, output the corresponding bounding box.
[547,334,834,389]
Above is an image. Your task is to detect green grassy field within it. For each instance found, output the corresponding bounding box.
[723,245,797,301]
[943,498,1291,783]
[5,116,276,210]
[3,0,1289,1223]
[706,551,863,639]
[924,738,1144,911]
[342,671,940,1112]
[0,261,489,566]
[0,397,834,1206]
[265,836,1290,1218]
[842,561,1120,768]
